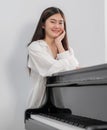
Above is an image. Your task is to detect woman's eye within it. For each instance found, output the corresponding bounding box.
[59,22,63,24]
[59,22,64,25]
[50,21,55,23]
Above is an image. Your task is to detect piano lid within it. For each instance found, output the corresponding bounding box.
[46,63,107,87]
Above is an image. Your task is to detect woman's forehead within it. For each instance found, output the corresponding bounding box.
[47,13,64,21]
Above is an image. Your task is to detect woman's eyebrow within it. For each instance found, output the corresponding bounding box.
[50,19,57,21]
[50,19,64,22]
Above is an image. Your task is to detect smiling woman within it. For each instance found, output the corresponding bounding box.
[43,13,65,58]
[27,7,79,109]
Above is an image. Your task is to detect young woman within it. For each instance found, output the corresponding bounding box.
[27,7,79,108]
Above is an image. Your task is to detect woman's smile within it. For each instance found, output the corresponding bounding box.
[51,29,62,34]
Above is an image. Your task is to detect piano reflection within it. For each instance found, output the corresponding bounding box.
[25,63,107,130]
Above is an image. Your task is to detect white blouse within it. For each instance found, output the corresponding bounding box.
[27,40,79,108]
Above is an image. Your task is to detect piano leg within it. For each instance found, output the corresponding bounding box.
[42,88,72,114]
[25,88,72,122]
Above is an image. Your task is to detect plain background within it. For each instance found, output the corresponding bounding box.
[0,0,106,130]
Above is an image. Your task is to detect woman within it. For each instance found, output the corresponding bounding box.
[27,7,79,108]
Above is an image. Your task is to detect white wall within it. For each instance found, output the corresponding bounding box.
[0,0,105,130]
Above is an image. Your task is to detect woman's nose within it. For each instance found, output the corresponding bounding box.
[54,23,60,28]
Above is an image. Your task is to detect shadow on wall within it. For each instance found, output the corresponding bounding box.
[7,22,35,130]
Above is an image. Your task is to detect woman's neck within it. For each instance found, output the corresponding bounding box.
[44,37,58,59]
[44,37,54,46]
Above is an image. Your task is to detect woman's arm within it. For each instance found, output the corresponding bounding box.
[54,30,65,53]
[28,44,79,77]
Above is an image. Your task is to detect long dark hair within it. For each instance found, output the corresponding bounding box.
[28,7,69,50]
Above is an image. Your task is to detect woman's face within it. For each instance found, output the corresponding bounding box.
[43,13,64,39]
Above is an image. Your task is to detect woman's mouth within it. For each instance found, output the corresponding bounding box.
[51,30,61,34]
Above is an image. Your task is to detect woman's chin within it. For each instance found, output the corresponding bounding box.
[53,34,60,38]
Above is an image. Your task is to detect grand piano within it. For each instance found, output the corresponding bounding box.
[25,63,107,130]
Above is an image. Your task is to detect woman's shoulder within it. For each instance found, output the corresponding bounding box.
[28,40,46,51]
[68,46,74,54]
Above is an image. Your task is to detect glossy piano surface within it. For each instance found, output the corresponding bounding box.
[25,64,107,130]
[47,63,107,87]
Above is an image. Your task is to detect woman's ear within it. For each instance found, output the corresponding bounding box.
[42,24,45,29]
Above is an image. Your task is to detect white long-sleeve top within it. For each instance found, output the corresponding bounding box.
[27,40,79,108]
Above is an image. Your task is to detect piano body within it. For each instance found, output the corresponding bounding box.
[25,64,107,130]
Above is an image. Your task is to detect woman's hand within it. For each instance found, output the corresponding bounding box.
[55,30,65,44]
[54,30,65,53]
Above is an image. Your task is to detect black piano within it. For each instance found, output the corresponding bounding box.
[25,64,107,130]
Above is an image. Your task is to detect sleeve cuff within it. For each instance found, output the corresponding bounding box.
[57,51,70,59]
